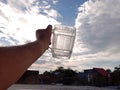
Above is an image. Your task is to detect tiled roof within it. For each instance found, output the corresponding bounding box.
[93,68,110,76]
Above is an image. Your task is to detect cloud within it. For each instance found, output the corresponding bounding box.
[52,0,58,4]
[74,0,120,70]
[7,0,29,12]
[0,0,60,44]
[76,0,120,52]
[43,9,61,19]
[1,0,120,73]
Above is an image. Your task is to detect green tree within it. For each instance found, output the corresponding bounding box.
[53,67,78,85]
[106,69,112,73]
[111,65,120,85]
[42,67,78,85]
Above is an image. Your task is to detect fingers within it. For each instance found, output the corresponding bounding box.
[45,25,52,38]
[46,25,52,45]
[46,25,52,31]
[36,25,52,41]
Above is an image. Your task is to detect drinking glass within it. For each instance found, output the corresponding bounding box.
[51,24,76,59]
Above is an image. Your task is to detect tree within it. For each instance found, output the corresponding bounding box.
[52,67,77,85]
[106,69,112,73]
[111,65,120,85]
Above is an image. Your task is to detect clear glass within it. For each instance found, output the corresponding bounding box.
[51,24,76,59]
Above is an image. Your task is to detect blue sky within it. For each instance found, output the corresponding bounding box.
[53,0,87,25]
[0,0,120,73]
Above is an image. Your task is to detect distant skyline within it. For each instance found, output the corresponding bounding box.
[0,0,120,73]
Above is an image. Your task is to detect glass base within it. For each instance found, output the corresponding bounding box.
[51,48,71,59]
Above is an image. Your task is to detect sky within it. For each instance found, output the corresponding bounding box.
[0,0,120,73]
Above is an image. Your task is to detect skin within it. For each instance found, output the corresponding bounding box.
[0,25,52,90]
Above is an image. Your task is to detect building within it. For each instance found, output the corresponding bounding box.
[92,68,111,86]
[16,70,39,84]
[78,68,111,86]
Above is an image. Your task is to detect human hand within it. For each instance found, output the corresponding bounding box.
[36,25,52,50]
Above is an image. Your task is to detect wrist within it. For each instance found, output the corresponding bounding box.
[35,40,49,53]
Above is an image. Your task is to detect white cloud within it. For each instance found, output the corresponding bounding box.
[0,0,60,44]
[52,0,59,4]
[44,9,61,19]
[7,0,35,13]
[74,0,120,70]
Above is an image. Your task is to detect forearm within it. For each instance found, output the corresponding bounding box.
[0,40,45,90]
[0,25,52,90]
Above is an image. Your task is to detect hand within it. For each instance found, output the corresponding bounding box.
[0,25,52,90]
[36,25,52,50]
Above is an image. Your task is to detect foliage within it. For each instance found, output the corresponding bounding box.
[111,65,120,85]
[42,65,120,86]
[42,67,78,85]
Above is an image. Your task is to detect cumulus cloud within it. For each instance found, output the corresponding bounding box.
[7,0,34,13]
[44,9,61,19]
[76,0,119,52]
[52,0,58,4]
[76,0,120,53]
[73,0,120,70]
[0,0,60,44]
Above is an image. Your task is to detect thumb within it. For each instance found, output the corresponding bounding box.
[45,25,52,38]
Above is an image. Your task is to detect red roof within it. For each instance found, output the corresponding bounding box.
[93,68,110,77]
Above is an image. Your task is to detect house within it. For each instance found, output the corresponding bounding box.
[92,68,111,86]
[16,70,39,84]
[78,68,111,86]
